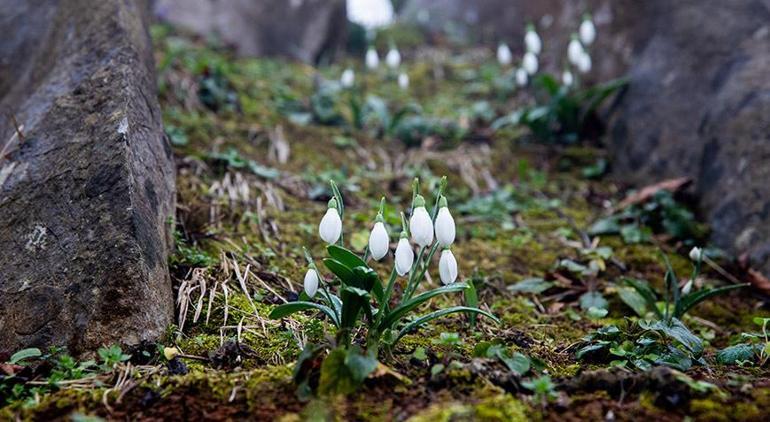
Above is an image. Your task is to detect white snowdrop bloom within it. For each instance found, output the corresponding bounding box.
[366,47,380,70]
[398,72,410,89]
[340,68,355,88]
[562,69,574,86]
[439,249,458,285]
[689,247,703,262]
[319,200,342,244]
[386,47,401,69]
[682,279,694,295]
[524,26,542,54]
[434,198,455,247]
[577,50,592,73]
[568,37,584,66]
[304,268,319,298]
[579,16,596,46]
[409,195,434,247]
[523,51,538,75]
[395,235,414,276]
[515,67,528,86]
[368,221,389,260]
[497,43,512,66]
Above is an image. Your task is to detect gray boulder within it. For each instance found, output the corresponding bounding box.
[153,0,348,63]
[0,0,175,355]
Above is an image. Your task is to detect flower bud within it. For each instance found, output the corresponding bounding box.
[319,199,342,244]
[434,198,455,247]
[515,68,528,86]
[524,25,542,55]
[369,221,389,260]
[689,247,703,262]
[577,50,592,74]
[304,268,319,298]
[395,235,414,276]
[409,195,434,247]
[340,68,355,88]
[386,47,401,69]
[398,72,410,90]
[579,16,596,46]
[523,51,538,75]
[497,43,512,66]
[366,47,379,70]
[568,36,584,66]
[562,69,574,86]
[439,249,458,285]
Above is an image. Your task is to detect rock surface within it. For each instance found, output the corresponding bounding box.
[403,0,770,274]
[153,0,348,63]
[0,0,175,355]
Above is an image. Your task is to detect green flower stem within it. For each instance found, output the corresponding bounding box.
[403,246,426,301]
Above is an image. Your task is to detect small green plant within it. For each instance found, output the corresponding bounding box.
[269,178,499,394]
[717,317,770,366]
[522,375,558,406]
[578,251,746,371]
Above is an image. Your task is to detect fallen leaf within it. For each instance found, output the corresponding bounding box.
[616,177,691,210]
[746,268,770,295]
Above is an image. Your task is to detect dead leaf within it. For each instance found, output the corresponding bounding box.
[616,177,691,210]
[747,268,770,295]
[369,362,411,385]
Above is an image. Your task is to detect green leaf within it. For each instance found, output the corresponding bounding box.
[327,244,367,269]
[675,284,748,318]
[269,301,340,327]
[379,283,469,331]
[649,318,703,355]
[323,258,354,286]
[617,286,648,317]
[464,280,479,327]
[576,343,607,360]
[587,217,621,235]
[9,348,42,364]
[579,291,608,311]
[344,347,379,384]
[499,351,530,375]
[716,343,757,365]
[396,306,500,342]
[586,306,608,320]
[507,278,554,294]
[623,278,662,319]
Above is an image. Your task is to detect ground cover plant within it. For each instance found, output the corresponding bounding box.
[2,12,770,422]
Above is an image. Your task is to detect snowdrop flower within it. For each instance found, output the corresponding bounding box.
[366,47,379,70]
[409,194,434,247]
[568,35,584,66]
[689,247,703,262]
[340,68,355,88]
[395,233,414,276]
[524,24,542,54]
[304,268,320,298]
[439,249,458,285]
[579,14,596,46]
[682,279,694,295]
[368,216,389,261]
[319,198,342,244]
[386,47,401,69]
[562,69,574,86]
[515,67,528,86]
[523,51,538,75]
[576,50,592,73]
[497,43,512,66]
[434,197,455,247]
[398,72,409,90]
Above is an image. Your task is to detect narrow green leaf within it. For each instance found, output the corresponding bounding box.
[675,284,748,318]
[465,281,479,327]
[379,283,468,331]
[327,244,367,269]
[623,278,663,319]
[323,258,354,285]
[9,348,42,364]
[396,306,500,342]
[269,301,339,327]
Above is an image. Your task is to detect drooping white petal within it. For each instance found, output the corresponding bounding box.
[439,249,458,285]
[562,70,574,86]
[369,221,389,260]
[568,38,584,66]
[395,238,414,276]
[319,208,342,244]
[523,52,538,75]
[434,207,455,247]
[304,269,319,298]
[409,206,434,247]
[398,72,409,89]
[497,43,512,66]
[386,48,401,69]
[577,50,592,73]
[689,247,703,262]
[515,67,528,86]
[366,48,380,70]
[524,30,542,54]
[579,19,596,45]
[340,68,355,88]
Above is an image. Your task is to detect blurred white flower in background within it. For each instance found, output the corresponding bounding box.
[386,47,401,69]
[347,0,394,29]
[524,24,542,54]
[497,43,512,66]
[562,69,574,86]
[523,51,538,75]
[579,14,596,46]
[568,35,584,66]
[515,68,528,86]
[398,72,410,89]
[366,47,380,69]
[577,50,592,73]
[340,68,355,88]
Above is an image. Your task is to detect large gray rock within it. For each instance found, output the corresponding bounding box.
[153,0,348,63]
[608,0,770,273]
[0,0,175,355]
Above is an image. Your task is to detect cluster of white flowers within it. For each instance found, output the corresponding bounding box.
[306,187,459,297]
[498,23,542,87]
[346,44,409,91]
[566,14,595,79]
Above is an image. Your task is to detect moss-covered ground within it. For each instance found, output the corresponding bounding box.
[2,26,769,421]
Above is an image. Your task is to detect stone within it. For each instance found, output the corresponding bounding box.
[0,0,175,355]
[153,0,348,63]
